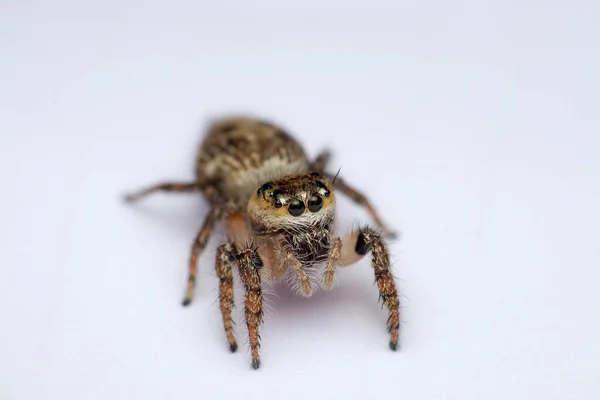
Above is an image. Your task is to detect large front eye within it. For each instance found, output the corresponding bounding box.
[288,199,305,216]
[308,195,323,212]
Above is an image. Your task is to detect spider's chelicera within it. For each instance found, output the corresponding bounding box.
[124,116,401,369]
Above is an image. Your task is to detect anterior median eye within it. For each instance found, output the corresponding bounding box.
[308,195,323,212]
[288,199,305,216]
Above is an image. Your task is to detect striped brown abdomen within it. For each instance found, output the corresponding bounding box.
[196,117,310,206]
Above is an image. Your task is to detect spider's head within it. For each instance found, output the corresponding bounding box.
[247,173,336,234]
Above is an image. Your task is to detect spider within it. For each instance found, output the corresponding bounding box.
[123,116,401,369]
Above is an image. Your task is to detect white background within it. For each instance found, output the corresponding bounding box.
[2,1,599,399]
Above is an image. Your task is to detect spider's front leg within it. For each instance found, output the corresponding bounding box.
[323,227,401,350]
[215,242,238,352]
[236,245,264,370]
[276,242,313,296]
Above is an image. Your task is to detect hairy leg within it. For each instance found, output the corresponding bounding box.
[182,204,234,306]
[323,227,400,350]
[123,181,201,202]
[236,245,264,370]
[215,242,238,352]
[324,173,397,239]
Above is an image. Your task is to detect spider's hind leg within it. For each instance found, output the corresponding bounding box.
[123,181,201,203]
[309,149,332,174]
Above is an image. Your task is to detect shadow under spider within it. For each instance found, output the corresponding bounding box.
[262,271,388,329]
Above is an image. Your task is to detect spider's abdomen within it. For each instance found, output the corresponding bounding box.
[196,117,310,205]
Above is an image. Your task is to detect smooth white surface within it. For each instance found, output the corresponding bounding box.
[2,1,599,399]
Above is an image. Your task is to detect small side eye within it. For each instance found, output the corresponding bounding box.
[308,195,323,212]
[257,183,272,198]
[288,199,305,216]
[315,181,330,197]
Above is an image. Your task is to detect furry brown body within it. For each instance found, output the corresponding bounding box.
[196,119,329,287]
[196,118,310,206]
[124,116,401,369]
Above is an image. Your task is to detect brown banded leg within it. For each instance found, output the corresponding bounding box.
[123,181,201,202]
[215,242,238,352]
[324,227,400,350]
[309,149,332,174]
[324,173,397,239]
[182,205,231,306]
[236,246,264,370]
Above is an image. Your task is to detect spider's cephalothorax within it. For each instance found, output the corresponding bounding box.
[124,116,401,369]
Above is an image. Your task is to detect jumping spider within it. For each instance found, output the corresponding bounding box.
[124,116,401,369]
